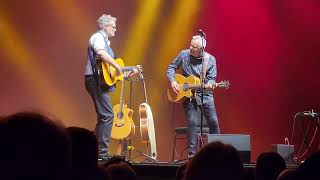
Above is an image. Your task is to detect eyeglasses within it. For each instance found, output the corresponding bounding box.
[107,25,116,29]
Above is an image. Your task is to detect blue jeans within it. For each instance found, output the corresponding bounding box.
[85,75,114,156]
[183,98,220,156]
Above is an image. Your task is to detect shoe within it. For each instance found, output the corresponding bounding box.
[187,154,195,160]
[98,154,111,161]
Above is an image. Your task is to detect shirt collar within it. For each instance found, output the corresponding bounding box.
[99,30,111,46]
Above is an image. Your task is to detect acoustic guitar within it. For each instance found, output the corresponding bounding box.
[111,80,135,140]
[138,73,157,159]
[167,73,230,103]
[97,57,141,86]
[139,103,157,159]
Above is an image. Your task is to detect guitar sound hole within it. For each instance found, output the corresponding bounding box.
[183,83,189,91]
[115,112,124,127]
[117,112,123,119]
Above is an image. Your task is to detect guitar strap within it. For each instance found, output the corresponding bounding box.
[87,46,103,88]
[200,53,209,87]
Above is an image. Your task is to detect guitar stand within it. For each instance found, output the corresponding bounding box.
[125,74,153,162]
[125,73,158,163]
[127,146,158,163]
[170,158,189,164]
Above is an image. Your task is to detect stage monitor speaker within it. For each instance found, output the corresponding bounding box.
[270,144,294,164]
[206,134,251,163]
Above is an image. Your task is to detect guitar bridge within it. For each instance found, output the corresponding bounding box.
[115,123,124,127]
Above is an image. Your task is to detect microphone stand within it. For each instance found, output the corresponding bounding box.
[128,79,133,159]
[199,35,206,148]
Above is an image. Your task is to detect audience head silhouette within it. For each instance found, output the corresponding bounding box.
[176,163,188,180]
[296,150,320,180]
[277,169,298,180]
[0,111,71,180]
[104,155,136,180]
[255,152,286,180]
[185,141,243,180]
[67,127,99,179]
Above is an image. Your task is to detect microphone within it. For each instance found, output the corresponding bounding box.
[198,29,206,39]
[298,110,320,118]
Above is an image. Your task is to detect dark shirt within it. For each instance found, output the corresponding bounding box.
[166,49,217,104]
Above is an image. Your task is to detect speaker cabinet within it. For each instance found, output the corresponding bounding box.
[270,144,295,164]
[206,134,251,163]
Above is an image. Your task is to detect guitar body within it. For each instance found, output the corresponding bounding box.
[111,103,135,140]
[101,58,125,86]
[167,73,230,103]
[167,74,200,103]
[139,103,157,159]
[139,104,149,142]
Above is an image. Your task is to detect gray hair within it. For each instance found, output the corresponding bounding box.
[97,14,117,30]
[193,35,207,49]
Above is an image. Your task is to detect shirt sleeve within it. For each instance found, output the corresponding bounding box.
[206,55,217,85]
[89,33,106,53]
[167,51,184,83]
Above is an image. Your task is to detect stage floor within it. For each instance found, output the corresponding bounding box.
[98,160,298,180]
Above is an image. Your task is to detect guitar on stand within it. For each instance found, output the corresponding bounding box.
[123,72,158,162]
[111,79,135,139]
[138,72,157,161]
[106,59,142,155]
[111,77,135,155]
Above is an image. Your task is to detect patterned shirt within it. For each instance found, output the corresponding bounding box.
[166,49,217,104]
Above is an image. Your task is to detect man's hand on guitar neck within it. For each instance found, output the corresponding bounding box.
[126,65,143,78]
[203,83,216,91]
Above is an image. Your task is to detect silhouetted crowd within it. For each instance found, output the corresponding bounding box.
[0,112,319,180]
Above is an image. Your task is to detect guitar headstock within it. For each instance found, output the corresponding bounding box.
[216,80,230,89]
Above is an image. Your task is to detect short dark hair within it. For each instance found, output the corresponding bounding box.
[0,111,71,180]
[104,156,136,180]
[255,152,286,180]
[185,141,243,180]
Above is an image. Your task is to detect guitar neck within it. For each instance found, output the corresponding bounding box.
[181,82,226,91]
[121,66,138,72]
[180,84,204,91]
[186,84,202,90]
[119,81,125,112]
